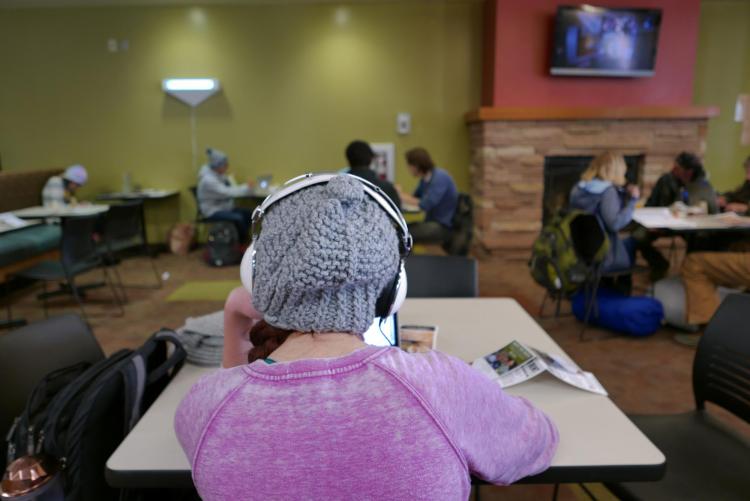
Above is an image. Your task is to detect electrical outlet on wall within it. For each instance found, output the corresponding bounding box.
[107,38,118,52]
[397,112,411,135]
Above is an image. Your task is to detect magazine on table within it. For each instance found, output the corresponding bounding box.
[472,340,607,396]
[0,212,30,231]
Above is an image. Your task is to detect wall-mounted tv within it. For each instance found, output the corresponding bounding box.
[550,5,662,77]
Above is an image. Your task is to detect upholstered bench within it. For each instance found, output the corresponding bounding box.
[0,225,61,282]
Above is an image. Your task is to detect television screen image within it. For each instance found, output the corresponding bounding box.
[550,5,662,77]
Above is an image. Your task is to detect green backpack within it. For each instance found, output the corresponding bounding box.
[529,210,610,295]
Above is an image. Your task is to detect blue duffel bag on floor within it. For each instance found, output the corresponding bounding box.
[572,288,664,336]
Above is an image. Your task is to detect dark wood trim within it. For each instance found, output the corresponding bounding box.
[0,250,60,282]
[465,106,720,123]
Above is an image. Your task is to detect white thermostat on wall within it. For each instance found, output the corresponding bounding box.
[397,112,411,135]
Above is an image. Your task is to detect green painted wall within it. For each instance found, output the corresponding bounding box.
[0,1,482,241]
[694,0,750,191]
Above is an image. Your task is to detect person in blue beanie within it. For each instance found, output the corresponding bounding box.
[197,148,254,241]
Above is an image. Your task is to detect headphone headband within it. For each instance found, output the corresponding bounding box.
[251,172,412,256]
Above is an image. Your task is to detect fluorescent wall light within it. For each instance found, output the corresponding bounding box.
[163,78,217,91]
[162,78,220,107]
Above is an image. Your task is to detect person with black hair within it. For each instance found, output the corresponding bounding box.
[646,152,717,212]
[636,152,719,280]
[344,140,401,209]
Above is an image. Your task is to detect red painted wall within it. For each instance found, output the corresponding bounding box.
[483,0,701,107]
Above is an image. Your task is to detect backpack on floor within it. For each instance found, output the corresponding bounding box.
[572,288,664,337]
[529,210,609,296]
[204,222,242,267]
[5,330,186,501]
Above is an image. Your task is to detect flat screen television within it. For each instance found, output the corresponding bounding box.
[550,5,662,77]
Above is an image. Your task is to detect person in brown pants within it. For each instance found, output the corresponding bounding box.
[676,251,750,346]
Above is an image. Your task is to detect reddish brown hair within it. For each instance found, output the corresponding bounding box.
[405,147,435,174]
[247,320,294,363]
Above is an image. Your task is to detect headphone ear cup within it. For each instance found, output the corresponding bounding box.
[240,243,255,295]
[388,262,408,316]
[375,261,407,318]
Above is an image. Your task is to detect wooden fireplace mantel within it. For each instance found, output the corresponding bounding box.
[465,105,720,123]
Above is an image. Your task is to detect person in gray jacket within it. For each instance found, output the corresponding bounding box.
[197,148,253,240]
[569,151,640,273]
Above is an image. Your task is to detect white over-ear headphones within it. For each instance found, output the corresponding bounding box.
[240,173,413,317]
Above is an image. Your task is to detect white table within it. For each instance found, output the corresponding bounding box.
[96,189,179,201]
[12,204,110,219]
[634,207,750,231]
[106,298,664,487]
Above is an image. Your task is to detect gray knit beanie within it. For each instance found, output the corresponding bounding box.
[206,148,228,169]
[251,175,400,334]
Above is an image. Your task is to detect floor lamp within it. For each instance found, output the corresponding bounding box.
[162,78,221,169]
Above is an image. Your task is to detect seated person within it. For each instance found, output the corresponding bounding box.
[397,147,458,243]
[197,147,253,240]
[636,152,719,277]
[676,248,750,347]
[42,164,88,206]
[176,175,558,500]
[717,155,750,215]
[646,152,718,212]
[344,140,401,209]
[569,151,640,273]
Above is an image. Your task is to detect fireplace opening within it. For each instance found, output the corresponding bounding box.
[542,154,644,225]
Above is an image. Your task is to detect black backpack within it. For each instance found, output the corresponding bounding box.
[204,222,242,267]
[529,210,609,296]
[5,330,186,501]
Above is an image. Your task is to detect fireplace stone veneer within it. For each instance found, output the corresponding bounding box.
[466,107,718,256]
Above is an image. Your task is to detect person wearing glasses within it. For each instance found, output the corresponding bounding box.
[176,174,557,500]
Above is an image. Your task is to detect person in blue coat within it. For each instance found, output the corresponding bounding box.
[569,151,640,273]
[397,147,458,244]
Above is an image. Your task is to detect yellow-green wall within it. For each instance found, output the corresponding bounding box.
[694,0,750,191]
[0,1,482,240]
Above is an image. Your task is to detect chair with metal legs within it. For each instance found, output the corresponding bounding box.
[568,213,632,341]
[100,201,162,300]
[10,214,123,321]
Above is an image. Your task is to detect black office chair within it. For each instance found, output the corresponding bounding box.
[0,314,105,470]
[11,215,123,320]
[101,201,161,296]
[442,193,474,256]
[607,293,750,500]
[189,186,209,224]
[569,213,637,340]
[405,255,478,298]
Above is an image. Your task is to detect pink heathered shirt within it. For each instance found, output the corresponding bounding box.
[175,346,558,500]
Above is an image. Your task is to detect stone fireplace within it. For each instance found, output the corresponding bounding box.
[466,106,718,257]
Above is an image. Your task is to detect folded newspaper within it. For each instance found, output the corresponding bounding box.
[472,340,607,396]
